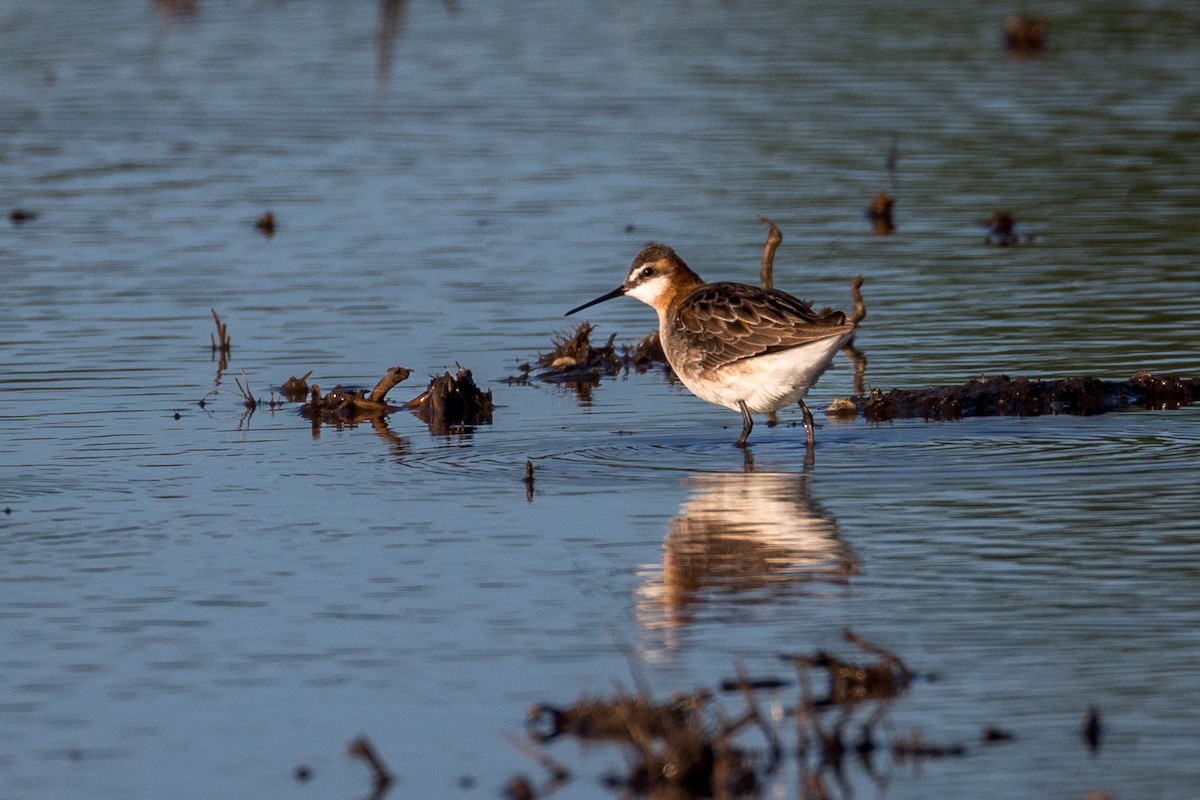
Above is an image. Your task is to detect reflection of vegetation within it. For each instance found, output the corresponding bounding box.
[152,0,460,87]
[209,308,231,384]
[152,0,198,21]
[518,630,985,799]
[377,0,461,86]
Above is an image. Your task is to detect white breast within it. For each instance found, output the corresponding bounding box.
[672,331,854,413]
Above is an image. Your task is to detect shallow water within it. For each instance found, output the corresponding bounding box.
[2,1,1199,798]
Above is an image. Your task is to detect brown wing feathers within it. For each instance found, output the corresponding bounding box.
[671,283,852,372]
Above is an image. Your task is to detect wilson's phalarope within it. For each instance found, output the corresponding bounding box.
[566,244,857,447]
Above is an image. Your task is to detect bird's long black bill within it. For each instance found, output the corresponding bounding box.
[565,286,625,316]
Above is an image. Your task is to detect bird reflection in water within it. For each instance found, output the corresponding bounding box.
[637,470,858,641]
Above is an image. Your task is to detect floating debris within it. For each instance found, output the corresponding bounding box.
[404,365,493,435]
[524,460,535,502]
[255,211,276,236]
[520,323,637,404]
[1004,14,1046,56]
[825,397,858,418]
[9,209,38,224]
[1083,706,1103,753]
[301,366,413,424]
[279,371,313,402]
[982,725,1016,744]
[867,191,895,235]
[830,372,1200,421]
[984,210,1033,246]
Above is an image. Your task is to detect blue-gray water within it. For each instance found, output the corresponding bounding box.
[2,1,1198,798]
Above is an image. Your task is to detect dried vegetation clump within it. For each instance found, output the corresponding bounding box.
[404,365,494,434]
[510,322,672,405]
[300,366,413,424]
[195,306,495,434]
[536,322,624,383]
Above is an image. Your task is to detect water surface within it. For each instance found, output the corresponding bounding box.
[2,1,1199,798]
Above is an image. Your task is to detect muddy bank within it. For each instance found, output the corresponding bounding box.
[828,372,1200,421]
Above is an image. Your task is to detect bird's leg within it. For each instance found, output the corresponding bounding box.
[765,410,778,427]
[798,399,815,447]
[736,400,754,448]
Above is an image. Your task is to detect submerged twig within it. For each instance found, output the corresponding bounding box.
[234,370,257,411]
[210,308,231,354]
[524,460,535,502]
[1083,707,1103,753]
[847,276,867,326]
[348,735,392,794]
[757,214,782,290]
